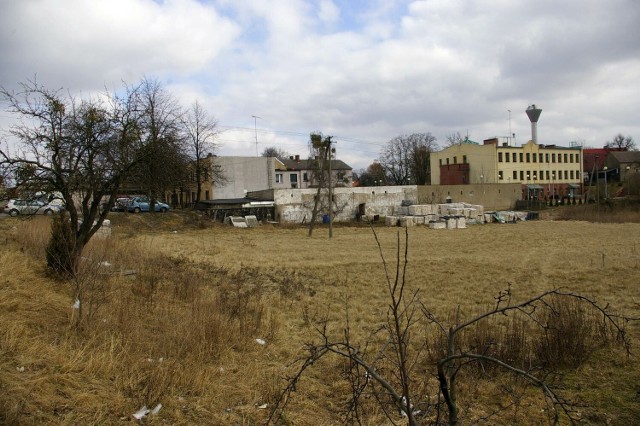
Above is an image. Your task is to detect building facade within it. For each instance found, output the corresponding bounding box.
[211,156,286,199]
[430,138,584,200]
[277,155,353,189]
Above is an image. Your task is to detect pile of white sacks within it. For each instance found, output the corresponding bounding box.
[385,203,485,229]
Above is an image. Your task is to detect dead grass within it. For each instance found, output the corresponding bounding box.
[1,213,640,424]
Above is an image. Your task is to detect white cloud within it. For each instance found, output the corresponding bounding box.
[0,0,240,91]
[2,0,639,169]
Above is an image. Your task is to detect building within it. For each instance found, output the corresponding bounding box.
[277,155,353,189]
[210,156,286,199]
[430,138,584,200]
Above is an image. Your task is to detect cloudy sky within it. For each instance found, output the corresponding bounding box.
[1,0,639,169]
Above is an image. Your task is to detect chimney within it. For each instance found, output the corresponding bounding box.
[526,104,542,144]
[295,154,300,162]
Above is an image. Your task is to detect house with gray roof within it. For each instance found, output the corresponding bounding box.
[276,154,353,189]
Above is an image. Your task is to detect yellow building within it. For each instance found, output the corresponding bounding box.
[430,138,584,200]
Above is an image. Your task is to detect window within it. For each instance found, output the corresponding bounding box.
[276,173,283,183]
[453,156,457,164]
[570,170,574,179]
[552,154,556,163]
[498,171,503,180]
[498,152,503,162]
[564,170,568,179]
[513,170,518,180]
[290,173,298,188]
[303,172,308,182]
[532,153,537,163]
[546,170,550,180]
[539,153,543,163]
[558,154,562,163]
[513,153,517,163]
[205,190,210,200]
[520,170,524,181]
[439,159,442,166]
[446,158,450,165]
[564,153,568,163]
[526,153,530,163]
[519,153,524,162]
[545,153,549,163]
[204,168,209,180]
[463,155,467,163]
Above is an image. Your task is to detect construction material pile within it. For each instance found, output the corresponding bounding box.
[384,203,482,229]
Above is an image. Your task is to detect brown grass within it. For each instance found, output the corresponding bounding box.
[1,213,640,424]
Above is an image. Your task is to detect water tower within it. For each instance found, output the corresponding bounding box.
[525,104,542,143]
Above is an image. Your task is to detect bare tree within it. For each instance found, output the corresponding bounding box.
[0,79,147,275]
[261,146,289,159]
[307,133,332,237]
[379,133,438,185]
[606,133,636,151]
[353,161,386,186]
[128,77,186,210]
[445,131,465,147]
[182,100,223,204]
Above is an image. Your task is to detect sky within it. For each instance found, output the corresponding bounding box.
[1,0,639,170]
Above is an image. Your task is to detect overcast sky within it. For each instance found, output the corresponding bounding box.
[1,0,639,170]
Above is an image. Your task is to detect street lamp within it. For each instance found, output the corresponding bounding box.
[526,174,530,200]
[627,166,631,196]
[603,166,608,199]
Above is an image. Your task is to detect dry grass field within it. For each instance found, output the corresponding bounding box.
[1,210,640,425]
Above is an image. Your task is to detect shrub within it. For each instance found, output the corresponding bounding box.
[46,212,76,277]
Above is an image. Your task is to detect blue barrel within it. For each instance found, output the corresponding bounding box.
[322,214,330,224]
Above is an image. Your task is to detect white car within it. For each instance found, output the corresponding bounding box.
[5,199,64,216]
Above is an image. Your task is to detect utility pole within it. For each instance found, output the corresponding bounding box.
[252,115,261,156]
[328,137,334,239]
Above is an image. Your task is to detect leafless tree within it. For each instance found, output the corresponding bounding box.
[379,133,438,185]
[261,146,289,159]
[0,79,147,275]
[307,133,333,237]
[606,133,636,151]
[445,131,465,147]
[128,77,187,210]
[182,100,223,204]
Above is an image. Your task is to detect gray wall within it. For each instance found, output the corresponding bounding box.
[213,157,275,199]
[249,183,522,223]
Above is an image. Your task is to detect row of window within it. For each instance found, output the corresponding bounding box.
[498,151,579,164]
[276,172,308,184]
[497,169,581,181]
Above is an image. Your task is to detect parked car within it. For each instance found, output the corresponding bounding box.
[5,199,64,216]
[110,197,132,212]
[127,197,170,213]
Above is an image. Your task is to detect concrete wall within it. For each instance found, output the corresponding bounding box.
[418,183,522,211]
[249,184,521,223]
[212,157,276,199]
[252,186,417,223]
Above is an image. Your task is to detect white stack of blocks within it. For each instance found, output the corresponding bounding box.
[399,216,415,227]
[429,222,446,229]
[385,202,484,228]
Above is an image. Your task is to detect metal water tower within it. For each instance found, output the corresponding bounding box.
[525,104,542,143]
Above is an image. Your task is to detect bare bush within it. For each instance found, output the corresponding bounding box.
[269,228,635,426]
